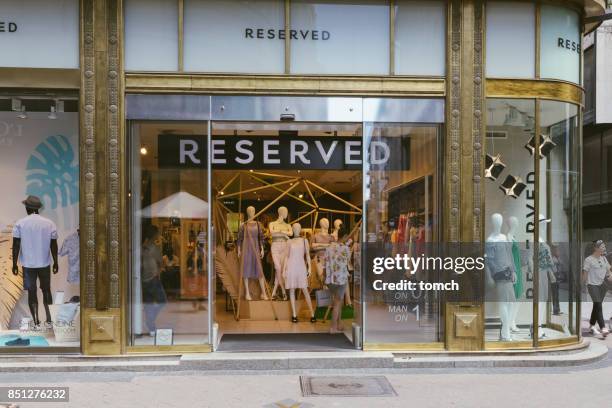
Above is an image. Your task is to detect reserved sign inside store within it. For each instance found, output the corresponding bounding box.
[157,134,410,171]
[0,21,18,32]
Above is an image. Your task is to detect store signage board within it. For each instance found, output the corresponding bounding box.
[0,21,18,33]
[244,28,331,41]
[0,0,79,68]
[540,4,580,84]
[158,134,410,171]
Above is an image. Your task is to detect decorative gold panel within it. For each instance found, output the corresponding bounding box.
[455,313,479,338]
[125,73,446,96]
[446,0,461,244]
[89,316,116,342]
[80,0,96,310]
[0,68,79,89]
[486,79,584,106]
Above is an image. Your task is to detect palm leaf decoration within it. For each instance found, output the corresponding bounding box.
[0,226,23,330]
[26,135,79,209]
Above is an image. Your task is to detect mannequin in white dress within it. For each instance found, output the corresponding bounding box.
[237,206,268,301]
[485,213,517,341]
[284,223,316,323]
[269,206,293,300]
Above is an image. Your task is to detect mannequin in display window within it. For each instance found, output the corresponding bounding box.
[283,223,316,323]
[331,219,343,241]
[311,218,334,289]
[485,213,517,341]
[269,206,293,300]
[506,216,523,333]
[236,206,268,301]
[331,219,352,306]
[537,214,557,334]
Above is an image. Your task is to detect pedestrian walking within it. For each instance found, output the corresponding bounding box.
[582,240,611,338]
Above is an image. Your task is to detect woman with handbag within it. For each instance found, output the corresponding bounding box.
[324,226,350,334]
[582,240,612,338]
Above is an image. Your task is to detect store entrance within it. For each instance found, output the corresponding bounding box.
[212,120,362,351]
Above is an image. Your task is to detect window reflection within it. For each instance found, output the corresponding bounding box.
[130,122,209,346]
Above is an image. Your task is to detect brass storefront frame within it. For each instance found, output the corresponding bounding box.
[71,0,599,356]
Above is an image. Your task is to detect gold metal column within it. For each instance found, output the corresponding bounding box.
[80,0,124,355]
[445,0,485,351]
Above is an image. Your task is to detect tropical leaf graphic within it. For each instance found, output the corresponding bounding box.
[0,227,23,330]
[26,135,79,209]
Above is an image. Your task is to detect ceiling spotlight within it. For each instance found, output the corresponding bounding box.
[298,193,304,199]
[219,191,225,196]
[48,106,57,120]
[140,146,148,155]
[17,106,27,119]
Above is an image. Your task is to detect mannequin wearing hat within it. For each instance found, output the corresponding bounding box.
[11,196,58,328]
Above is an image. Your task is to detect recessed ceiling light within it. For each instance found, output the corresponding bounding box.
[140,146,148,155]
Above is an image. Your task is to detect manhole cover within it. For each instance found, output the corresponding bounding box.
[300,376,397,397]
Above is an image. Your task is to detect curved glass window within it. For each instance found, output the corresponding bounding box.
[484,99,535,344]
[537,101,579,340]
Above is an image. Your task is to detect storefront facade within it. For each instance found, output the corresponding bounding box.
[0,0,605,356]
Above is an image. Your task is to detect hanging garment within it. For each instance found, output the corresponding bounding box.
[512,239,524,299]
[284,237,309,289]
[59,231,80,283]
[236,221,264,279]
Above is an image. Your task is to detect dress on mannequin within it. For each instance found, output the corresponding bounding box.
[269,206,292,300]
[285,223,315,322]
[237,221,264,279]
[284,236,309,289]
[507,216,523,333]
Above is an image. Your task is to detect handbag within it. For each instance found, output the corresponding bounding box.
[315,288,331,307]
[492,267,512,282]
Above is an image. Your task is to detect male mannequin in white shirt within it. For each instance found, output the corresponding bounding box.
[12,195,58,328]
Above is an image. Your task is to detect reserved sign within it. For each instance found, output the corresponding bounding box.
[157,134,410,171]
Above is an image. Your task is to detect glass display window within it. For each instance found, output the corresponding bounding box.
[0,95,80,349]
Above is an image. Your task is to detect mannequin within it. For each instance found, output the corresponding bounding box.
[283,223,316,323]
[236,206,268,301]
[506,216,523,332]
[311,218,334,289]
[331,219,352,306]
[485,213,516,341]
[537,214,556,335]
[269,206,293,300]
[331,219,343,241]
[12,198,58,329]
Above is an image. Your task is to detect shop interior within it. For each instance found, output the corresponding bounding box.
[211,122,362,351]
[130,119,444,350]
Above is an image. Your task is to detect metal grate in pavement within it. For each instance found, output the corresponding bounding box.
[300,375,397,397]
